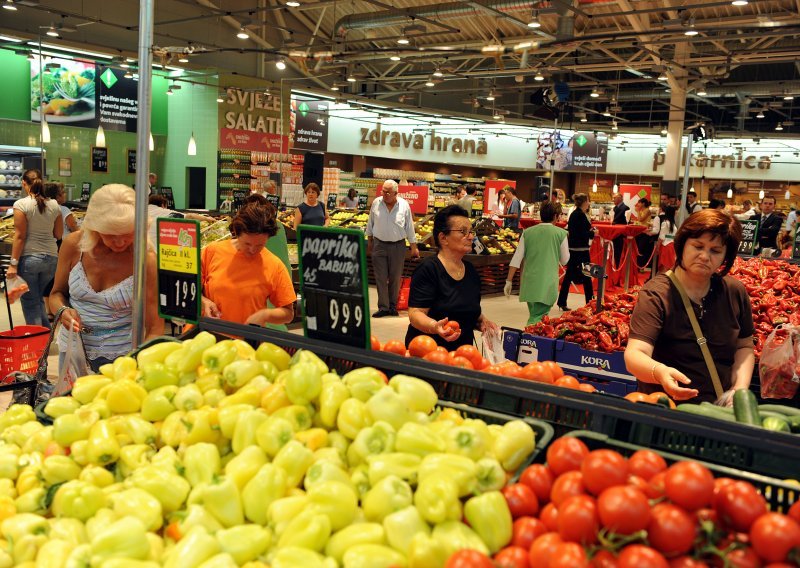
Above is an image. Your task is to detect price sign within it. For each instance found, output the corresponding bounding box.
[265,193,280,209]
[327,192,338,211]
[156,218,201,323]
[357,194,368,211]
[127,149,137,174]
[80,182,91,201]
[297,225,370,349]
[161,187,175,209]
[793,230,800,260]
[91,147,108,173]
[738,218,760,255]
[232,188,249,213]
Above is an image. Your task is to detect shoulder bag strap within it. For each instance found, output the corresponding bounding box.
[665,270,724,399]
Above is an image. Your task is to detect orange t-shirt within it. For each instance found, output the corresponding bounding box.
[201,240,296,324]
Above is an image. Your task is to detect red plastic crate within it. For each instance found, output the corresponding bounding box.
[0,325,50,379]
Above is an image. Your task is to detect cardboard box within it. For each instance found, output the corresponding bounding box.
[517,333,558,365]
[553,340,635,384]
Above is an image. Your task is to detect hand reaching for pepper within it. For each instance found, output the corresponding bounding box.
[653,364,700,400]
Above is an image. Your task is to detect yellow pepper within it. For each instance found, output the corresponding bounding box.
[272,405,313,432]
[350,465,371,498]
[167,504,224,539]
[184,409,221,446]
[414,474,461,525]
[51,480,106,521]
[407,532,448,568]
[135,340,183,369]
[187,477,244,528]
[222,360,263,389]
[268,495,309,537]
[444,420,492,462]
[173,332,217,374]
[174,384,204,412]
[232,410,268,455]
[224,446,267,491]
[159,411,190,448]
[242,463,287,525]
[0,405,35,431]
[69,375,110,405]
[271,547,332,568]
[342,544,408,568]
[195,372,223,394]
[217,405,253,439]
[109,487,163,531]
[367,453,421,486]
[117,444,156,478]
[140,386,179,422]
[395,422,445,457]
[312,447,346,469]
[14,487,46,514]
[348,421,396,466]
[325,522,386,564]
[432,520,489,558]
[0,448,19,481]
[84,507,116,540]
[493,420,536,472]
[119,416,158,446]
[203,389,226,408]
[216,525,271,565]
[289,349,328,375]
[201,341,238,374]
[0,496,15,523]
[83,398,111,419]
[307,480,358,531]
[342,368,385,402]
[78,466,114,488]
[383,505,430,554]
[285,362,323,406]
[337,398,372,440]
[365,387,412,430]
[41,455,81,486]
[464,490,513,554]
[303,461,352,492]
[418,453,477,497]
[3,422,43,448]
[139,362,180,391]
[217,376,270,408]
[129,465,190,514]
[318,380,350,429]
[42,397,81,420]
[272,440,313,488]
[295,428,328,452]
[89,517,151,565]
[276,511,331,552]
[96,379,147,414]
[48,517,87,546]
[259,383,291,414]
[111,355,138,381]
[183,443,221,487]
[362,474,413,522]
[389,374,438,414]
[255,342,291,371]
[68,441,88,467]
[86,420,120,466]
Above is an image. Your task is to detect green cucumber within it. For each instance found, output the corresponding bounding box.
[733,389,761,426]
[787,416,800,433]
[758,410,793,421]
[677,404,737,422]
[762,416,791,433]
[757,404,800,417]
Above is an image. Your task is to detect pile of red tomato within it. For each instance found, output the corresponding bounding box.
[372,335,598,393]
[446,436,800,568]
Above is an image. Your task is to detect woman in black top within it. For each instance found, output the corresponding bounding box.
[406,205,499,348]
[294,182,329,228]
[557,193,596,310]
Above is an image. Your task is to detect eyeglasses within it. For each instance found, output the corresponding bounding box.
[445,228,475,237]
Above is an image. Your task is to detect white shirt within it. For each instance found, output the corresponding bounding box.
[734,208,757,221]
[648,215,660,236]
[509,224,570,269]
[365,196,416,243]
[783,210,797,232]
[658,219,676,245]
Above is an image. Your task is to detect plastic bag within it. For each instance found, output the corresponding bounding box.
[396,277,411,311]
[759,324,800,399]
[53,328,90,397]
[482,327,506,365]
[5,274,29,304]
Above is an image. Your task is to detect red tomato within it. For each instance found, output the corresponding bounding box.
[483,364,504,375]
[711,477,736,510]
[628,474,662,500]
[455,344,482,368]
[721,547,762,568]
[521,362,549,383]
[557,494,600,545]
[446,549,494,568]
[628,450,668,481]
[647,503,697,557]
[476,357,491,370]
[554,376,581,389]
[617,545,669,568]
[424,350,452,365]
[520,464,554,504]
[664,462,714,511]
[549,542,589,568]
[382,339,407,356]
[581,449,629,496]
[715,481,767,533]
[494,546,529,568]
[540,503,559,532]
[789,501,800,524]
[542,361,565,381]
[450,355,475,370]
[597,485,651,535]
[546,437,590,476]
[512,517,547,550]
[551,470,586,507]
[590,550,619,568]
[503,483,540,519]
[498,362,524,378]
[445,320,461,335]
[669,557,709,568]
[370,335,382,351]
[528,533,563,568]
[749,513,800,564]
[649,471,668,499]
[408,335,437,358]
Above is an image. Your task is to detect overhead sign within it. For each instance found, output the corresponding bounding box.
[537,130,608,172]
[157,218,201,324]
[376,184,430,215]
[738,218,760,256]
[218,75,290,154]
[291,95,329,152]
[297,225,370,349]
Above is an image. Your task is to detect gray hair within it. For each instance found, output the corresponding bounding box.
[383,179,399,192]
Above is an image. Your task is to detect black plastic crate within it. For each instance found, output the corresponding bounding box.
[564,430,799,514]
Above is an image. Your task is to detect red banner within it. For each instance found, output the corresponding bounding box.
[220,128,288,153]
[484,179,516,214]
[619,184,652,210]
[376,184,430,215]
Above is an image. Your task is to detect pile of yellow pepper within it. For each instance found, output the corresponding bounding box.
[0,332,537,567]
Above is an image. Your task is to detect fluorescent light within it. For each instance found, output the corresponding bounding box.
[188,132,197,156]
[41,117,50,144]
[95,125,106,148]
[481,44,504,53]
[397,37,410,45]
[149,132,154,151]
[27,42,113,59]
[2,1,17,11]
[237,28,249,39]
[0,34,22,42]
[389,55,401,61]
[276,59,286,70]
[46,26,59,38]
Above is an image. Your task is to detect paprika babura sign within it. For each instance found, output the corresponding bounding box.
[738,218,759,255]
[297,225,370,349]
[156,218,201,324]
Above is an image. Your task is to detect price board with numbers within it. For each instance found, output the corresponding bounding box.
[738,218,760,255]
[232,188,249,213]
[265,192,280,209]
[156,218,201,324]
[80,182,91,201]
[297,225,370,349]
[91,147,108,173]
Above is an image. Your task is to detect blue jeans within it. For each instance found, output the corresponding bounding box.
[18,253,58,329]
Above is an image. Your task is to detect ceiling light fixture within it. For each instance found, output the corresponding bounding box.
[216,94,224,103]
[756,109,765,119]
[486,90,496,101]
[784,94,794,101]
[527,9,541,28]
[330,84,339,91]
[188,132,197,156]
[590,87,600,98]
[602,108,611,117]
[389,55,401,61]
[611,121,618,131]
[493,111,502,120]
[684,20,699,36]
[727,189,733,198]
[657,71,668,81]
[397,35,410,45]
[592,182,598,193]
[46,25,59,38]
[178,55,189,63]
[149,132,154,152]
[433,68,443,78]
[534,71,544,81]
[95,125,106,148]
[124,70,134,79]
[166,87,173,95]
[41,117,50,144]
[696,85,707,96]
[2,1,17,11]
[275,58,286,70]
[731,0,748,5]
[286,0,301,6]
[785,189,792,200]
[661,125,668,135]
[346,73,356,83]
[759,189,765,199]
[236,27,249,39]
[580,116,587,123]
[775,122,784,131]
[425,78,435,87]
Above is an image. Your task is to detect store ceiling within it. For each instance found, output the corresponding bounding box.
[2,0,800,137]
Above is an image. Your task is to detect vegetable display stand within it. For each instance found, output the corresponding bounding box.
[188,317,800,479]
[561,430,799,513]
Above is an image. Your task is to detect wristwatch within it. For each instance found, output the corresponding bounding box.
[9,258,18,266]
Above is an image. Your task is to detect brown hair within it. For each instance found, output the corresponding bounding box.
[304,182,320,196]
[674,209,742,277]
[148,195,169,207]
[23,169,47,213]
[244,193,268,206]
[229,201,277,238]
[573,193,588,209]
[43,182,63,200]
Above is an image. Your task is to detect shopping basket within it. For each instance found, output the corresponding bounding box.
[0,325,50,379]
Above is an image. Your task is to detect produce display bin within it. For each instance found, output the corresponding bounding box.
[563,430,799,513]
[187,318,800,480]
[0,379,37,410]
[551,338,635,384]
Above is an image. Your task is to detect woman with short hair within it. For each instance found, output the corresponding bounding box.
[556,193,595,310]
[294,182,329,227]
[625,210,754,404]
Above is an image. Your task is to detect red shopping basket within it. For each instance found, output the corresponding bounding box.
[0,325,50,380]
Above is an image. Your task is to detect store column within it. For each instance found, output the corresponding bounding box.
[660,43,690,224]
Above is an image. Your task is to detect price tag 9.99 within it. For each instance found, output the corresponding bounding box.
[328,297,363,335]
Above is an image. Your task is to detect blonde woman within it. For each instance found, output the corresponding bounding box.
[49,184,164,372]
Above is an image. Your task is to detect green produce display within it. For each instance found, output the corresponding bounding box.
[0,334,541,566]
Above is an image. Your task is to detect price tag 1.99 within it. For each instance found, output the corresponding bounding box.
[297,225,370,349]
[156,218,201,324]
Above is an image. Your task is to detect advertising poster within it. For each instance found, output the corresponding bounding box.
[218,74,290,153]
[291,95,329,152]
[536,130,608,172]
[376,184,430,215]
[619,184,652,209]
[484,179,516,214]
[31,57,138,132]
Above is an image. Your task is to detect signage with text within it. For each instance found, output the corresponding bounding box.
[536,131,608,172]
[231,188,249,214]
[265,193,280,209]
[291,96,329,152]
[793,230,800,260]
[161,187,175,209]
[738,219,760,255]
[376,184,430,215]
[80,182,91,201]
[484,179,517,214]
[297,226,370,349]
[218,75,290,153]
[91,147,108,173]
[156,218,201,324]
[127,149,136,174]
[220,128,287,154]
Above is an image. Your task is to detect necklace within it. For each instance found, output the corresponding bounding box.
[439,255,465,279]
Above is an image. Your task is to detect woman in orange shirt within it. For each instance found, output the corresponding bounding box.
[201,201,296,326]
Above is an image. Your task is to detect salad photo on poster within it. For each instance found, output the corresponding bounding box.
[31,57,96,124]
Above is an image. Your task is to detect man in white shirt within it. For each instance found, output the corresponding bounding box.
[366,180,420,317]
[735,200,757,221]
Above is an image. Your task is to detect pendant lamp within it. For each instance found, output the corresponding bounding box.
[41,117,50,144]
[95,125,106,148]
[188,132,197,156]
